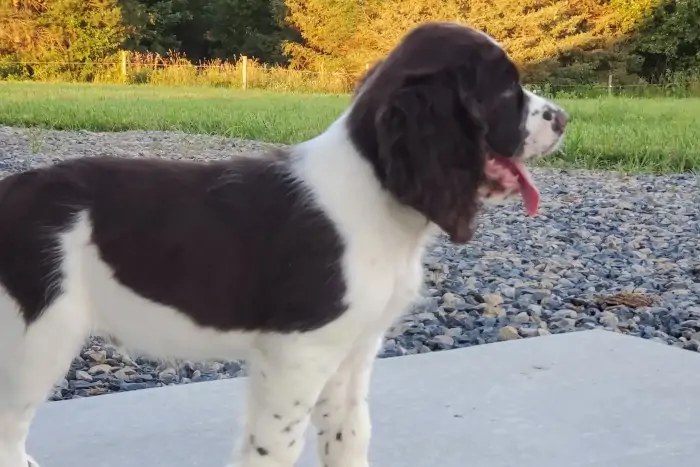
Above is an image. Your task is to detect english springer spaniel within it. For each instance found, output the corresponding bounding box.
[0,22,567,467]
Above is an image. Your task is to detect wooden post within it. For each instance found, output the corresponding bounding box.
[120,50,128,82]
[608,73,613,97]
[241,55,248,90]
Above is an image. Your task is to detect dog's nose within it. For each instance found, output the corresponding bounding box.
[552,109,568,133]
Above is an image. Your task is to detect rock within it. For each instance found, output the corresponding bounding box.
[114,367,137,381]
[121,354,138,367]
[158,367,177,384]
[75,370,93,382]
[512,312,531,323]
[483,304,505,318]
[519,327,540,338]
[223,361,242,375]
[498,326,521,341]
[553,309,577,320]
[87,364,112,375]
[683,340,700,352]
[415,312,437,321]
[85,350,107,364]
[442,292,467,310]
[71,380,102,390]
[429,335,455,349]
[599,311,620,328]
[120,382,157,391]
[482,294,503,307]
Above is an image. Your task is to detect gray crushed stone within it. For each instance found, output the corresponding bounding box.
[1,125,699,401]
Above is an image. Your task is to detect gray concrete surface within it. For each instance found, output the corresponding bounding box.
[28,330,700,467]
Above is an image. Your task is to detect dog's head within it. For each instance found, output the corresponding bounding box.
[347,22,567,244]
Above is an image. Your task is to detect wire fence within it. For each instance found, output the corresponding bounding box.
[1,54,699,98]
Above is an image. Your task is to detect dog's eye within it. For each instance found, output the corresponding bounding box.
[542,110,553,121]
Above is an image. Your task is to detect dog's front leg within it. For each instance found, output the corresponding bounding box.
[311,337,382,467]
[228,337,346,467]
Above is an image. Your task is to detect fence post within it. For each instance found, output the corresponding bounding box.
[242,55,248,90]
[608,73,613,97]
[120,50,128,82]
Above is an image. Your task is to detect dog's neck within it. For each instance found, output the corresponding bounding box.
[290,110,438,248]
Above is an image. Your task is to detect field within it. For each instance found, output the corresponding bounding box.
[0,82,698,173]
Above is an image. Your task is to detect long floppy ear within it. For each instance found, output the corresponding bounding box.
[374,78,486,244]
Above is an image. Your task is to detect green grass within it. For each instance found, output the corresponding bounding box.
[1,82,698,173]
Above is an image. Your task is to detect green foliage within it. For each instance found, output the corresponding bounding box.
[119,0,192,55]
[0,0,699,86]
[283,0,362,71]
[204,0,294,64]
[0,0,126,80]
[630,0,700,81]
[282,0,700,85]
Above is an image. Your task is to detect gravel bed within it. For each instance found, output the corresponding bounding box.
[1,125,700,401]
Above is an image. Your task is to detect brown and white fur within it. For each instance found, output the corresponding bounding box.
[0,22,567,467]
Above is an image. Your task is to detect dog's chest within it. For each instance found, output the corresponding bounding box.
[342,235,425,329]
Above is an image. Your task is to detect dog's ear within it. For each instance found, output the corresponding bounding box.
[374,78,486,243]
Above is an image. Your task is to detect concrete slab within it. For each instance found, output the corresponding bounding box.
[28,330,700,467]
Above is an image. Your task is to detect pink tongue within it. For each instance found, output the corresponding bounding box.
[509,159,540,216]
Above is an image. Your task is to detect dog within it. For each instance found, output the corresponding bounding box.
[0,21,567,467]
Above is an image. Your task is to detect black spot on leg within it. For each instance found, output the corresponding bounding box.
[294,400,301,407]
[260,370,267,380]
[273,413,282,420]
[318,430,325,436]
[289,439,296,448]
[325,441,330,456]
[283,418,301,433]
[336,431,343,441]
[249,435,256,445]
[352,430,356,436]
[256,447,269,456]
[323,412,329,418]
[317,398,328,405]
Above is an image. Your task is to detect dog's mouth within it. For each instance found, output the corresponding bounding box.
[480,154,540,216]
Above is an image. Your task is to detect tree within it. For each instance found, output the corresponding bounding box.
[119,0,192,56]
[0,0,125,65]
[629,0,700,81]
[204,0,295,64]
[283,0,362,70]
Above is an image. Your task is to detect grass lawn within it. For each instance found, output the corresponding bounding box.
[0,82,698,174]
